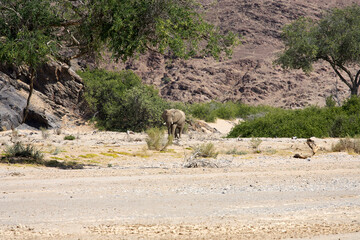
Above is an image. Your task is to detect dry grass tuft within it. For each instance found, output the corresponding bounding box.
[332,137,360,154]
[192,143,218,158]
[225,147,247,155]
[183,142,219,168]
[250,137,262,153]
[146,127,173,151]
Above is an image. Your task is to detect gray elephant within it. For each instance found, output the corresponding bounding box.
[162,109,186,139]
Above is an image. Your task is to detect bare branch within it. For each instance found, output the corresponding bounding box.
[355,70,360,85]
[324,57,352,89]
[336,61,355,84]
[66,29,80,45]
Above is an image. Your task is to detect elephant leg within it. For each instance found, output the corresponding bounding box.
[166,123,171,136]
[178,125,184,138]
[171,124,177,138]
[175,127,180,139]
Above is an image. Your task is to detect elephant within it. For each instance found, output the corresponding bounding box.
[162,109,186,139]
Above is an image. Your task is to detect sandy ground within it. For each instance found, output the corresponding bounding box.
[0,121,360,239]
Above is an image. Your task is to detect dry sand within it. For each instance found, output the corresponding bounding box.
[0,121,359,239]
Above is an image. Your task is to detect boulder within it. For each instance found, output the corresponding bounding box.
[0,61,87,131]
[0,72,26,130]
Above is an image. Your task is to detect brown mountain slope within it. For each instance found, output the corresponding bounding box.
[97,0,360,108]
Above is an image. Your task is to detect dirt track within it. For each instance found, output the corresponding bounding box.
[0,128,360,239]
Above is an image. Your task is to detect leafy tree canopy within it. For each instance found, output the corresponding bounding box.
[0,0,239,123]
[275,4,360,96]
[0,0,239,67]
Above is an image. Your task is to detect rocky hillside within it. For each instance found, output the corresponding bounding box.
[2,0,360,130]
[96,0,359,108]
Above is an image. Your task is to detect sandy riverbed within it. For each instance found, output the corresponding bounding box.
[0,121,359,239]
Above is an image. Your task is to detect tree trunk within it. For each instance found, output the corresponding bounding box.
[350,84,359,96]
[22,68,35,123]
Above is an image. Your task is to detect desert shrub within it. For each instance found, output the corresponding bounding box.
[3,142,43,163]
[228,106,338,138]
[109,85,169,132]
[250,137,262,153]
[329,115,360,137]
[325,95,337,108]
[192,142,218,158]
[188,102,217,122]
[64,135,76,140]
[184,143,219,168]
[187,101,275,122]
[0,142,84,169]
[235,103,275,120]
[328,96,360,137]
[146,127,172,151]
[341,95,360,115]
[332,137,360,154]
[225,148,247,155]
[79,69,141,116]
[80,69,169,132]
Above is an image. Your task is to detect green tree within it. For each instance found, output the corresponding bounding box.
[79,69,169,132]
[0,0,60,122]
[0,0,239,122]
[275,4,360,96]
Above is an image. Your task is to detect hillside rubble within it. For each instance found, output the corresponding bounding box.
[97,0,357,108]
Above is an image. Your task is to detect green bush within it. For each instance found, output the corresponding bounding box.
[325,95,337,108]
[187,101,275,122]
[188,102,217,122]
[228,106,341,138]
[4,142,43,162]
[342,95,360,115]
[64,135,76,140]
[329,115,360,137]
[228,99,360,138]
[79,69,169,132]
[79,69,142,119]
[109,85,169,132]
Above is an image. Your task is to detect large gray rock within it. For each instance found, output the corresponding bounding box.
[36,61,86,113]
[0,61,87,131]
[0,72,62,130]
[0,72,26,130]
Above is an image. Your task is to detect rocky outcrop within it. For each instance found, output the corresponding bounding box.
[0,72,61,130]
[0,73,26,130]
[0,61,88,130]
[36,61,86,113]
